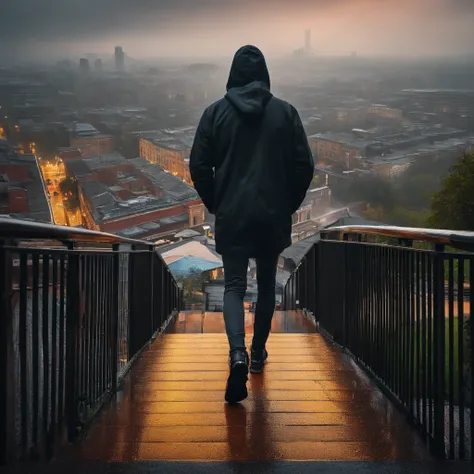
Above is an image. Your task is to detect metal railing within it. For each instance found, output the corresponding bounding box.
[0,218,182,465]
[284,225,474,462]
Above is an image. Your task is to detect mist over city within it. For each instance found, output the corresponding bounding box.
[1,0,474,240]
[1,0,474,61]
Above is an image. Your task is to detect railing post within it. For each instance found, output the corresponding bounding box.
[128,245,136,360]
[65,243,81,442]
[148,246,155,337]
[0,240,14,465]
[341,233,349,347]
[110,244,120,392]
[317,240,323,325]
[433,243,446,457]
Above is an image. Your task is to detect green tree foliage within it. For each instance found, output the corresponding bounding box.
[428,152,474,230]
[428,152,474,400]
[59,176,77,195]
[176,266,206,303]
[332,152,461,227]
[59,176,80,209]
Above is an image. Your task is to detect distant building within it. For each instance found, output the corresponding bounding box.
[64,153,205,239]
[115,46,125,71]
[79,58,90,74]
[308,132,383,169]
[70,123,115,157]
[139,127,196,186]
[0,139,52,222]
[366,136,474,178]
[367,104,403,122]
[57,147,82,161]
[94,58,103,71]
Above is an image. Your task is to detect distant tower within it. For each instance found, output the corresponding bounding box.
[94,58,103,71]
[115,46,125,71]
[304,29,311,54]
[79,58,90,74]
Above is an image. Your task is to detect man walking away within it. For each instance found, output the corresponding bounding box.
[190,45,314,403]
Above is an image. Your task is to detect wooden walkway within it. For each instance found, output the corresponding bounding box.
[60,311,431,463]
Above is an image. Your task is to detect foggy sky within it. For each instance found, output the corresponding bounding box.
[1,0,474,62]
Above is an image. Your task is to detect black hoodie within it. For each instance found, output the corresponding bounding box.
[190,45,314,257]
[225,45,273,116]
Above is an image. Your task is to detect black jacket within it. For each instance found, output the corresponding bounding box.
[189,45,314,257]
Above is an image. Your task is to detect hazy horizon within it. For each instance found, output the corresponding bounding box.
[1,0,474,63]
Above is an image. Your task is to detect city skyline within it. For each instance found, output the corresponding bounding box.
[1,0,474,63]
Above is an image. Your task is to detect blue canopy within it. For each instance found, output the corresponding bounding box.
[168,256,223,276]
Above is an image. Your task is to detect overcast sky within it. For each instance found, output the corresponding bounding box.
[1,0,474,62]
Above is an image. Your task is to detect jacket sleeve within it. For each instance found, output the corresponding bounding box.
[189,109,215,213]
[289,107,315,214]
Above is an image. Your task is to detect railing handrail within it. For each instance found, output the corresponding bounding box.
[321,224,474,250]
[0,217,154,246]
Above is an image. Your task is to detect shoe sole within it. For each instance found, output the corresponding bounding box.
[225,362,248,404]
[250,359,267,374]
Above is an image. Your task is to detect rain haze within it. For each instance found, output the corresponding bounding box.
[1,0,474,62]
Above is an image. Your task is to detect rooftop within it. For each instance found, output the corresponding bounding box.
[308,132,378,150]
[66,153,128,178]
[0,143,52,223]
[366,136,474,166]
[140,127,196,153]
[74,156,200,224]
[129,157,198,202]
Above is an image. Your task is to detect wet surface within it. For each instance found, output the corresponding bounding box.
[59,311,432,462]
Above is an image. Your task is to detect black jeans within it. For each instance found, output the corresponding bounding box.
[222,254,278,354]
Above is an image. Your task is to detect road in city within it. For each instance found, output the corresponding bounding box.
[39,159,83,227]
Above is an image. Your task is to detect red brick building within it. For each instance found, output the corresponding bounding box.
[67,154,205,240]
[0,140,51,222]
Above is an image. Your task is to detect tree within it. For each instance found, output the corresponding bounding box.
[428,152,474,230]
[428,151,474,404]
[176,266,207,304]
[59,176,77,196]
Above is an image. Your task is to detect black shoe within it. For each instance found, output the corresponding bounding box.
[250,347,268,374]
[225,350,249,404]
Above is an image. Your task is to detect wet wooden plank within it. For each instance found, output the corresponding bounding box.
[62,311,431,463]
[72,440,424,462]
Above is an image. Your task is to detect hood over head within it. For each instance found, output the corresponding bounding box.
[225,45,273,116]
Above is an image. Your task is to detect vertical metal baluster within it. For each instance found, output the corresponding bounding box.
[111,245,120,392]
[50,255,58,454]
[19,252,28,456]
[427,254,434,439]
[93,255,100,406]
[470,256,474,463]
[381,246,387,386]
[457,258,465,459]
[85,255,92,409]
[416,251,422,423]
[97,256,104,401]
[42,254,50,458]
[105,256,111,390]
[0,241,14,465]
[404,248,410,409]
[433,245,446,458]
[101,256,107,395]
[389,247,395,391]
[58,254,66,429]
[31,253,40,455]
[397,248,402,399]
[421,252,428,437]
[65,247,80,442]
[448,257,455,459]
[408,248,414,411]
